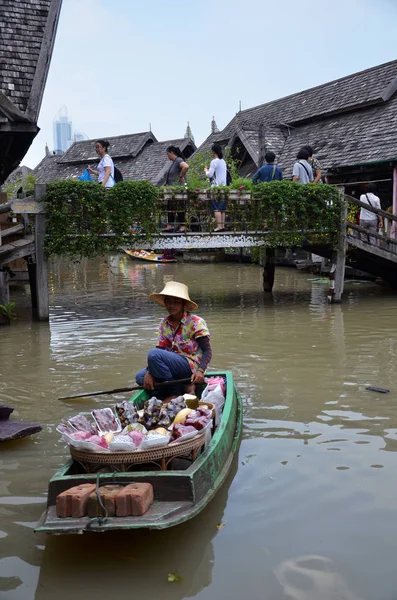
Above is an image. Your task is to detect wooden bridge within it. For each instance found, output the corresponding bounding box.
[1,185,397,322]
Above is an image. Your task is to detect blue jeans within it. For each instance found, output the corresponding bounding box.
[136,348,192,395]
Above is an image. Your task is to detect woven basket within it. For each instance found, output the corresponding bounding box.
[70,430,205,470]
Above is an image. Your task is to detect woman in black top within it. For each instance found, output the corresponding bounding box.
[163,146,189,232]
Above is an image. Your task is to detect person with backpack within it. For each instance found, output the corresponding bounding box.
[252,151,283,183]
[292,148,314,183]
[163,146,190,232]
[87,140,116,188]
[359,183,383,244]
[204,143,227,232]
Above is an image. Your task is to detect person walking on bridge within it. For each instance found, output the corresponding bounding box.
[360,183,383,245]
[252,151,283,183]
[292,148,313,183]
[205,143,227,232]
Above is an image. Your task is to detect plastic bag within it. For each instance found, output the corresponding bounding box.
[78,168,93,182]
[205,376,226,396]
[201,382,225,425]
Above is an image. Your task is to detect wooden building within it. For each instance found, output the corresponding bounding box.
[196,60,397,211]
[32,133,196,186]
[0,0,62,185]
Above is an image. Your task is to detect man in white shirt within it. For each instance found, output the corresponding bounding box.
[292,148,313,183]
[360,183,383,244]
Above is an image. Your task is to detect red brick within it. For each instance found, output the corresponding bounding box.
[56,484,96,518]
[115,483,154,517]
[87,485,123,518]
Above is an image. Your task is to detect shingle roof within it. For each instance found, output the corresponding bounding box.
[32,136,196,185]
[0,0,62,119]
[278,99,397,175]
[195,60,397,175]
[58,132,157,163]
[0,0,62,185]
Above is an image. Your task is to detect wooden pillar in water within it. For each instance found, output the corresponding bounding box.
[263,247,275,292]
[328,187,347,303]
[32,183,49,321]
[0,270,10,306]
[392,166,397,239]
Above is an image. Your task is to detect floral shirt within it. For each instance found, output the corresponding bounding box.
[157,312,210,370]
[311,157,322,181]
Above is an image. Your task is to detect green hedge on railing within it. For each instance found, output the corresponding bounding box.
[43,179,342,257]
[44,180,159,257]
[250,181,341,247]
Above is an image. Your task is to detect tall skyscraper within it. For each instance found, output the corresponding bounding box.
[53,105,73,154]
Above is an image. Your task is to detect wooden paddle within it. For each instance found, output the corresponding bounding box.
[58,378,192,401]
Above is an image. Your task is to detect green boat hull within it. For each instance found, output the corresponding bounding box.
[36,371,242,534]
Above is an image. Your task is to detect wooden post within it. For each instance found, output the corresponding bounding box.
[263,247,275,292]
[392,166,397,239]
[0,270,10,305]
[0,269,10,325]
[33,183,49,321]
[328,188,347,303]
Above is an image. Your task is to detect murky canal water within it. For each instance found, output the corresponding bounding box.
[1,254,397,600]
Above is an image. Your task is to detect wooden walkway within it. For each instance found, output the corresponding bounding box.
[2,185,397,321]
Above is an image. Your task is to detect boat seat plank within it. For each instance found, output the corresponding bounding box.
[38,500,194,533]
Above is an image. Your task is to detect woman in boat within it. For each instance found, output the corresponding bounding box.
[136,281,212,395]
[87,139,115,188]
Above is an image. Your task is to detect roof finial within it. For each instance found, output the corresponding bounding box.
[45,142,50,156]
[184,121,195,143]
[239,100,242,112]
[149,122,152,132]
[211,116,219,134]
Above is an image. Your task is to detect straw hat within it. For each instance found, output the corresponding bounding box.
[149,281,198,311]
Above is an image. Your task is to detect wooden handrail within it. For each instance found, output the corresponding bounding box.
[346,221,397,245]
[344,193,397,222]
[0,224,24,239]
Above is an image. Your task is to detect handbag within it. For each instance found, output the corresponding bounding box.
[78,168,93,182]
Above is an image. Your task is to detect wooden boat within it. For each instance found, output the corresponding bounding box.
[123,249,177,263]
[36,371,242,534]
[0,403,42,442]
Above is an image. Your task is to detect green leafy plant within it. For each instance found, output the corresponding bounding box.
[0,301,17,320]
[3,173,36,199]
[44,180,159,258]
[43,179,341,254]
[246,181,342,247]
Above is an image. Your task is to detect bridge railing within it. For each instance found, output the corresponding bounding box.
[158,188,341,237]
[344,192,397,253]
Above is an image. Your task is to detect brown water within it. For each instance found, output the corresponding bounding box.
[1,255,397,600]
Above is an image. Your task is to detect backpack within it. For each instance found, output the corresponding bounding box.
[226,167,232,186]
[113,166,123,183]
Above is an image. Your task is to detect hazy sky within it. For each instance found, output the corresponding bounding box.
[24,0,397,168]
